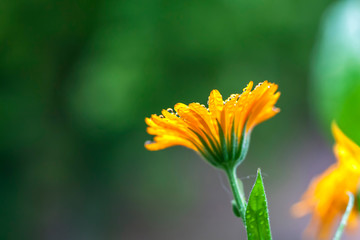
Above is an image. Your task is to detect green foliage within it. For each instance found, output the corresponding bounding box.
[0,0,334,238]
[311,0,360,144]
[245,169,272,240]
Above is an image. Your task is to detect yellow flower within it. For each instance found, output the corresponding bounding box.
[145,81,280,169]
[292,122,360,239]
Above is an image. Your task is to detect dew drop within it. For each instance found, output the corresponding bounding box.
[167,108,174,114]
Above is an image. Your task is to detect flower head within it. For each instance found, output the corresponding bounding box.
[145,81,280,169]
[292,122,360,239]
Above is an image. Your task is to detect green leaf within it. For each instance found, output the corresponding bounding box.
[332,192,354,240]
[245,169,272,240]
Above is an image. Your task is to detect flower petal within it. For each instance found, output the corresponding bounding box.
[145,135,197,151]
[208,89,224,121]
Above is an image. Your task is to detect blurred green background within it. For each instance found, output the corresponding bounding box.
[1,0,360,239]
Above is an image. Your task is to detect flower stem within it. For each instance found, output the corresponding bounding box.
[333,192,354,240]
[226,167,247,222]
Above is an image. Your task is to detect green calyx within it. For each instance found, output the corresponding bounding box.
[191,118,251,170]
[217,120,251,170]
[200,121,251,170]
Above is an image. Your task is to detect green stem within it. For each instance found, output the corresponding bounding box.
[226,167,246,222]
[332,192,354,240]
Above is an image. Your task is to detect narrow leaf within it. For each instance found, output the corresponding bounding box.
[245,169,272,240]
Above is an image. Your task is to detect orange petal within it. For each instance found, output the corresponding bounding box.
[145,135,196,151]
[332,122,360,162]
[208,89,224,121]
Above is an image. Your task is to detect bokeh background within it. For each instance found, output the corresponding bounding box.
[1,0,360,239]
